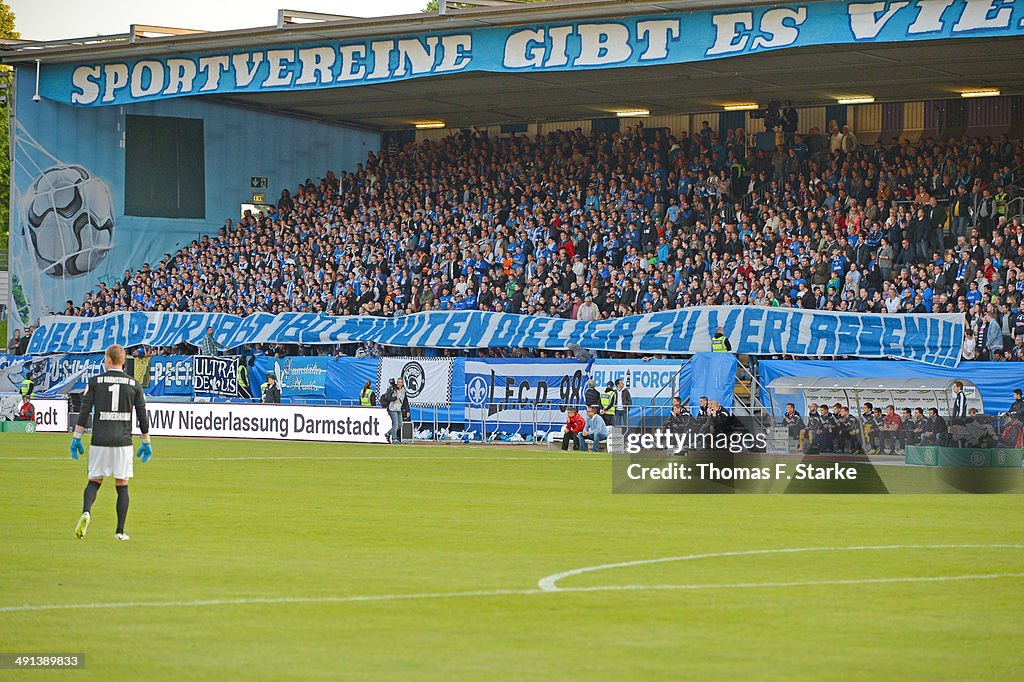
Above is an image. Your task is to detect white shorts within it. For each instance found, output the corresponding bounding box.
[87,445,134,480]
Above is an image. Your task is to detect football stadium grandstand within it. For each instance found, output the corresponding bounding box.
[2,0,1024,678]
[54,127,1024,364]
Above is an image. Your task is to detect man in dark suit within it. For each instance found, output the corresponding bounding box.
[921,407,948,446]
[926,197,947,253]
[951,381,968,424]
[910,208,932,260]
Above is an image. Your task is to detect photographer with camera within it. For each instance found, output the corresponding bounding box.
[381,377,411,444]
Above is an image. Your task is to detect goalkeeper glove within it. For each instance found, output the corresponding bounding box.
[70,436,84,460]
[136,442,153,463]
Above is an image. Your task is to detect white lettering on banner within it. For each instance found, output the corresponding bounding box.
[707,12,754,55]
[265,50,295,87]
[197,55,231,91]
[368,40,392,79]
[149,359,192,388]
[504,29,545,68]
[575,24,632,66]
[750,7,807,49]
[70,66,101,104]
[135,402,387,444]
[28,309,966,369]
[848,2,911,40]
[336,45,367,81]
[636,20,681,60]
[52,2,1024,107]
[590,364,680,400]
[295,46,336,85]
[130,60,165,98]
[193,356,239,396]
[394,37,441,77]
[232,53,264,87]
[954,0,1013,31]
[707,8,807,54]
[908,0,956,34]
[101,63,128,103]
[544,26,573,68]
[164,59,198,95]
[436,34,473,72]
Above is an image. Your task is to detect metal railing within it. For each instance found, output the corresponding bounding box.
[1007,196,1024,222]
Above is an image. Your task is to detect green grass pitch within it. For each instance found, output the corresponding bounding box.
[1,433,1022,680]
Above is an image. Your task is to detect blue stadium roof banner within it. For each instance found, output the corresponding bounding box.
[27,308,965,369]
[40,0,1024,106]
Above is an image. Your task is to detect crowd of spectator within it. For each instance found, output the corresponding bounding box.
[21,122,1024,361]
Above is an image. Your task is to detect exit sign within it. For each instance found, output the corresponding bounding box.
[250,176,268,189]
[252,193,266,203]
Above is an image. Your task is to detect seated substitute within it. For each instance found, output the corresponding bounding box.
[782,403,804,442]
[836,406,861,454]
[897,408,916,453]
[910,408,927,444]
[879,405,902,456]
[859,402,876,453]
[863,406,884,454]
[808,404,833,453]
[799,402,819,451]
[920,407,948,446]
[701,400,729,435]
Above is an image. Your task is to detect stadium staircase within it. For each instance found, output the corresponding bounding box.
[639,356,771,435]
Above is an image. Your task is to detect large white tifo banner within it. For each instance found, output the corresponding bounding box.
[136,402,387,444]
[378,358,453,406]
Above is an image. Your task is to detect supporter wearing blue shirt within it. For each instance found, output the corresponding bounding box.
[582,407,608,452]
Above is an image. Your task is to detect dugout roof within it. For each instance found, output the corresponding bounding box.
[3,0,1022,130]
[767,376,983,412]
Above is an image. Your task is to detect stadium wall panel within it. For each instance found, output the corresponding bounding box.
[903,101,925,142]
[966,97,1013,138]
[646,115,691,134]
[852,103,882,141]
[9,64,379,329]
[537,120,592,135]
[793,107,826,136]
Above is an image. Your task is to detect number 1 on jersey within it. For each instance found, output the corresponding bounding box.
[109,384,121,411]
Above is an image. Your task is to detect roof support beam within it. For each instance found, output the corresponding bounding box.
[440,0,529,15]
[276,10,358,29]
[129,25,206,43]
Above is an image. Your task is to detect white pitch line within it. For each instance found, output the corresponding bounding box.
[537,544,1024,591]
[2,572,1022,614]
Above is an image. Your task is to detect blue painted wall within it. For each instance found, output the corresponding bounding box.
[9,63,379,328]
